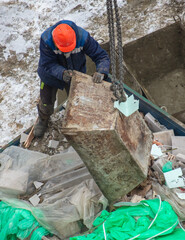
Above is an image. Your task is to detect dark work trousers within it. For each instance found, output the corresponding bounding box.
[37,81,69,120]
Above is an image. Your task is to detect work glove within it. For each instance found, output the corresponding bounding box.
[92,72,105,83]
[63,70,73,83]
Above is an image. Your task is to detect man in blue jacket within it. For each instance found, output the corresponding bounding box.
[34,20,110,137]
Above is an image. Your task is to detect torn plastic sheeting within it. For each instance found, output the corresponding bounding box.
[152,182,185,221]
[70,197,185,240]
[0,201,50,240]
[162,161,173,173]
[0,178,107,239]
[0,146,108,239]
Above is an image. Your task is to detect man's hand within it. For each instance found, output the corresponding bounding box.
[63,70,73,83]
[92,72,104,83]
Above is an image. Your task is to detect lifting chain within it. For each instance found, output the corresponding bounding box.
[106,0,127,102]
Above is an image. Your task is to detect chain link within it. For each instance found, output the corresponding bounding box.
[106,0,127,102]
[106,0,116,82]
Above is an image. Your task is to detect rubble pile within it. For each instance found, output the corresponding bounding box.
[19,109,185,209]
[21,110,70,155]
[2,100,185,239]
[144,112,185,223]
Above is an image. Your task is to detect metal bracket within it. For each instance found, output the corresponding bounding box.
[114,94,139,117]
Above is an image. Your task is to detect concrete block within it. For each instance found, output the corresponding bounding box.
[172,136,185,155]
[153,129,174,147]
[144,112,167,132]
[48,140,59,149]
[62,71,153,203]
[176,153,185,163]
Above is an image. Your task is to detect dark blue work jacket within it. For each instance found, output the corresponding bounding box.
[37,20,110,89]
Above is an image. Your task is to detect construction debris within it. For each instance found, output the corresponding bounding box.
[172,136,185,155]
[0,146,108,239]
[153,129,174,147]
[144,112,167,132]
[20,132,28,143]
[29,193,41,206]
[1,94,185,239]
[142,114,185,222]
[48,139,59,149]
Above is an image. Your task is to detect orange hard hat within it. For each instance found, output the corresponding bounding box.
[52,24,76,52]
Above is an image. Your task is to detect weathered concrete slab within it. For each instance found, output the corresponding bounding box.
[62,71,153,203]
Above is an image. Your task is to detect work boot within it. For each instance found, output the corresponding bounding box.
[33,117,49,137]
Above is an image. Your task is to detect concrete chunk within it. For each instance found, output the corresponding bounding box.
[48,140,59,149]
[172,136,185,155]
[153,130,174,147]
[29,194,40,206]
[33,181,44,189]
[176,153,185,163]
[62,71,153,203]
[144,112,167,132]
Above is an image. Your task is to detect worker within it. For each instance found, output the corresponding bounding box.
[34,20,110,137]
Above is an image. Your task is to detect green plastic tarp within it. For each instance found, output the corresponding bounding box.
[70,198,185,240]
[0,201,50,240]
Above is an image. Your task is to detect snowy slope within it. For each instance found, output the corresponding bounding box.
[0,0,184,146]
